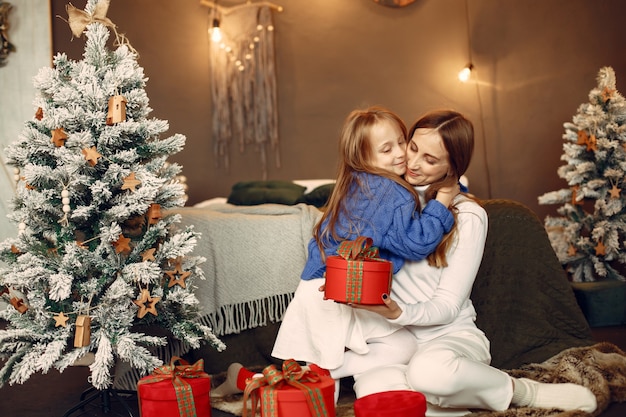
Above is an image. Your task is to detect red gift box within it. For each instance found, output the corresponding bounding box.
[244,360,335,417]
[137,357,211,417]
[354,390,426,417]
[325,236,392,305]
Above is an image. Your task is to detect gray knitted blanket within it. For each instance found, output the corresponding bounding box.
[170,203,321,336]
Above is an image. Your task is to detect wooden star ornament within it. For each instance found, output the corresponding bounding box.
[609,184,621,199]
[134,289,160,318]
[141,248,156,262]
[595,240,606,256]
[121,172,141,192]
[577,130,588,145]
[567,244,577,257]
[586,134,597,152]
[113,234,132,255]
[54,311,70,327]
[165,260,191,289]
[601,86,615,102]
[51,128,68,147]
[82,146,102,167]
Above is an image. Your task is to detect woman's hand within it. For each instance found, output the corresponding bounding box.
[350,293,403,319]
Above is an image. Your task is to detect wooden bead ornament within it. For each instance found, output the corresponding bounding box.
[59,187,71,226]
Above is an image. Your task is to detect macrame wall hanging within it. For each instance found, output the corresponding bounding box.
[204,1,283,180]
[0,2,16,67]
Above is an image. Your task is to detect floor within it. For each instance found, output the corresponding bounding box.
[0,326,625,417]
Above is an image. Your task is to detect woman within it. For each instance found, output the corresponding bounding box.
[352,110,597,415]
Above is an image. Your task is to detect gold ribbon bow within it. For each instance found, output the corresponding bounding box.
[243,359,329,417]
[66,0,115,38]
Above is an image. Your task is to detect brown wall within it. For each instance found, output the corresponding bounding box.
[50,0,626,220]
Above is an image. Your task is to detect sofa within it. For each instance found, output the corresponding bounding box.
[182,198,595,374]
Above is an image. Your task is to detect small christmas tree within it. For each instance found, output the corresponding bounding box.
[0,0,224,390]
[539,66,626,282]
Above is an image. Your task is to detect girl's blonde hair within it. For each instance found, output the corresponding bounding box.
[315,106,419,255]
[408,109,477,267]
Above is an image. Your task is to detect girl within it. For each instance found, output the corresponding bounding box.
[352,110,597,415]
[212,106,459,397]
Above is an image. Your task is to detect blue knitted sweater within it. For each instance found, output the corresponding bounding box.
[301,172,455,280]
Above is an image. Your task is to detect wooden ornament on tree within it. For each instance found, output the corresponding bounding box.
[134,289,160,318]
[106,95,127,125]
[147,203,162,225]
[10,297,28,314]
[595,240,606,256]
[54,311,70,328]
[141,248,156,262]
[586,134,598,152]
[74,315,91,347]
[609,184,621,199]
[82,146,102,166]
[601,86,615,102]
[165,259,191,289]
[51,128,68,147]
[567,244,577,257]
[571,185,583,206]
[113,234,131,254]
[35,107,43,120]
[121,172,141,192]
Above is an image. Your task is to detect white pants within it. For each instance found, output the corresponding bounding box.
[272,278,417,376]
[353,329,513,416]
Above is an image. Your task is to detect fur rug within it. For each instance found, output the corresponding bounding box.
[210,342,626,417]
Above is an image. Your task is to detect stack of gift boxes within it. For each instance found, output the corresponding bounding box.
[136,237,427,417]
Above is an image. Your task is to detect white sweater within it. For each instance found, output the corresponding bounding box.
[389,192,488,342]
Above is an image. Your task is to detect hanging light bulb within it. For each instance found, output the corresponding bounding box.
[209,17,222,43]
[458,64,474,82]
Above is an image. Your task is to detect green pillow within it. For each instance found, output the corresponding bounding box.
[297,183,335,208]
[227,180,306,205]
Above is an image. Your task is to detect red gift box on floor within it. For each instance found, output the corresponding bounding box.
[137,357,211,417]
[243,360,335,417]
[354,390,426,417]
[325,236,392,305]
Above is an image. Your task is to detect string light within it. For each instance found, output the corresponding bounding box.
[209,17,222,43]
[458,64,473,82]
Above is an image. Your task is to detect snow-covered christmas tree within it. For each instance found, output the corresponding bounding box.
[539,66,626,282]
[0,0,224,390]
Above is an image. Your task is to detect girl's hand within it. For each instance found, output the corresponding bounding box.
[349,293,402,319]
[435,182,460,207]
